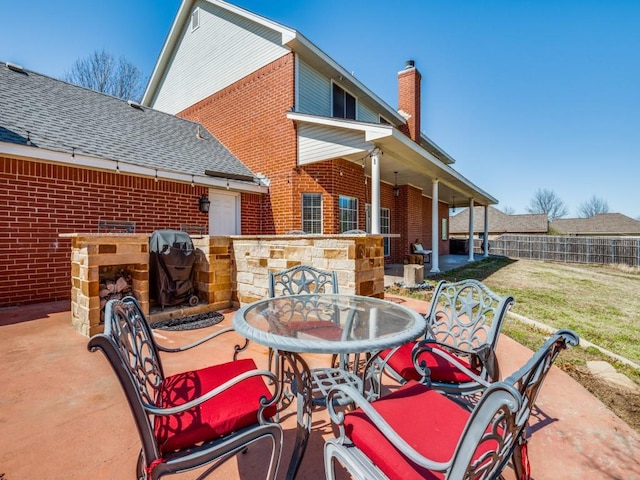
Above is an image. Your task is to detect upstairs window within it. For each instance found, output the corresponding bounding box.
[332,83,356,120]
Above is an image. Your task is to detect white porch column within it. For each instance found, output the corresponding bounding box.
[483,205,489,257]
[468,198,475,262]
[371,149,381,234]
[430,179,440,273]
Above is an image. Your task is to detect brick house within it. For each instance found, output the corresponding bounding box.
[142,0,498,269]
[0,62,262,307]
[450,206,549,239]
[550,213,640,236]
[0,0,498,307]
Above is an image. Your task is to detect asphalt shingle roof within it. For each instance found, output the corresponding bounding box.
[550,213,640,235]
[450,206,548,235]
[0,63,255,180]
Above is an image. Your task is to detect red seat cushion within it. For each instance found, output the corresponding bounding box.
[288,321,344,340]
[154,358,277,453]
[344,381,497,480]
[381,342,478,383]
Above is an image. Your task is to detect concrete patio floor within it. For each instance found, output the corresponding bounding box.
[1,295,639,480]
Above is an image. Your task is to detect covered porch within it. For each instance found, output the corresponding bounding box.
[288,112,496,272]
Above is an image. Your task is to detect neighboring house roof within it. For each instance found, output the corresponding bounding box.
[550,213,640,236]
[450,206,548,235]
[0,62,261,191]
[142,0,497,207]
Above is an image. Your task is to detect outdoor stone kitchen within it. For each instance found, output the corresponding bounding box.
[62,232,385,336]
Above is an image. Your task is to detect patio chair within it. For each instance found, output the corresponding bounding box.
[268,265,360,406]
[88,296,282,480]
[324,329,579,480]
[378,279,514,395]
[410,239,432,263]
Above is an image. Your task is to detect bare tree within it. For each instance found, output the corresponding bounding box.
[500,205,515,215]
[526,188,568,221]
[577,195,609,218]
[64,49,145,101]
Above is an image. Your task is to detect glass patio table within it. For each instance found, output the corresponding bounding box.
[233,293,426,480]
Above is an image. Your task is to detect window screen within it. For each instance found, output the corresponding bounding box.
[302,193,322,234]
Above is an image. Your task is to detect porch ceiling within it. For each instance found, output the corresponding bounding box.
[288,112,497,207]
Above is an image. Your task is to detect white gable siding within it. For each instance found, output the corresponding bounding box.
[297,59,386,125]
[298,123,370,164]
[297,59,331,116]
[151,0,290,114]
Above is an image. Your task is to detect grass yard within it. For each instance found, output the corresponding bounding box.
[386,255,640,431]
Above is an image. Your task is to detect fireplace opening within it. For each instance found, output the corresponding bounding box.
[99,266,134,323]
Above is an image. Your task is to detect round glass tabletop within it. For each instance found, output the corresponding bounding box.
[233,294,426,354]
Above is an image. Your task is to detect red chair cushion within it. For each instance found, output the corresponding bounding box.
[381,342,478,383]
[154,358,277,453]
[287,320,344,341]
[344,381,496,480]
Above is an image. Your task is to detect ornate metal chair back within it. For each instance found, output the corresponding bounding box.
[451,329,579,478]
[88,297,164,464]
[268,265,339,297]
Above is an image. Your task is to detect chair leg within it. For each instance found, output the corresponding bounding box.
[324,442,338,480]
[136,450,145,480]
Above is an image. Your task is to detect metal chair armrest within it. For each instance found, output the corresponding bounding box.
[142,368,280,418]
[413,339,492,388]
[154,326,238,353]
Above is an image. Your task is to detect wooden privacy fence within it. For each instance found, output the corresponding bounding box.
[483,234,640,267]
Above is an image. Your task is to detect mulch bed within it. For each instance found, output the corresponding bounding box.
[151,311,224,331]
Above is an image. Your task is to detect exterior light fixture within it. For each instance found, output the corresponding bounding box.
[452,196,456,213]
[198,194,211,213]
[393,171,400,197]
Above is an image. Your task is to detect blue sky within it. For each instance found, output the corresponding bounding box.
[2,0,639,218]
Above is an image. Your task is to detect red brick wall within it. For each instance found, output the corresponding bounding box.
[179,54,297,234]
[0,156,210,306]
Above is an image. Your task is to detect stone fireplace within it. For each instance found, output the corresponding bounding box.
[65,234,150,336]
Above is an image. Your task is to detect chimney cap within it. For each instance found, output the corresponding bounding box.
[405,60,415,69]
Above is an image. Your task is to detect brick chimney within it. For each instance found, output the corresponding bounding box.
[398,60,422,143]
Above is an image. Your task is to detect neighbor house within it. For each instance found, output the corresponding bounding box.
[142,0,498,269]
[450,206,549,239]
[550,213,640,236]
[0,62,262,307]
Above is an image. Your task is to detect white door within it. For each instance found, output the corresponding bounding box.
[208,190,240,235]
